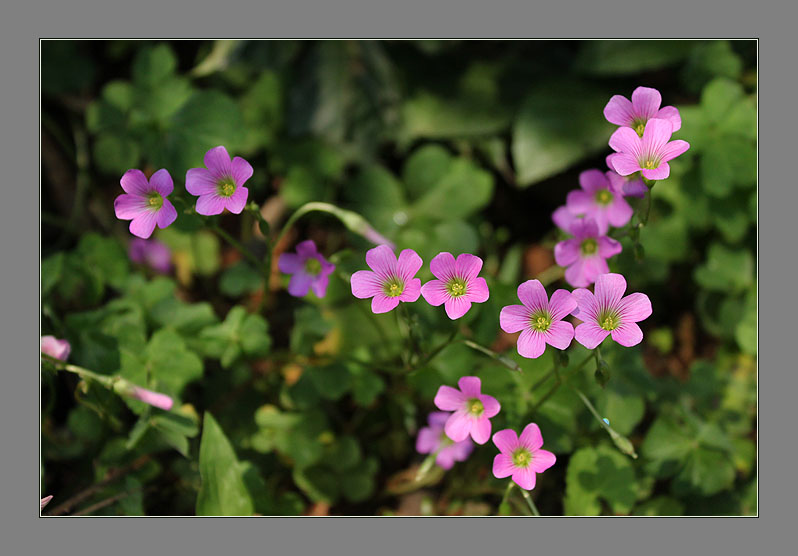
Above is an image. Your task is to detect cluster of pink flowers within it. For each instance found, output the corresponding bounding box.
[553,86,689,288]
[350,245,489,318]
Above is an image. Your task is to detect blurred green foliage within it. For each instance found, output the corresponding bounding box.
[41,40,756,516]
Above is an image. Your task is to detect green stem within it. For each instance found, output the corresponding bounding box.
[530,350,593,414]
[520,489,541,517]
[573,387,638,459]
[498,481,515,515]
[411,328,458,372]
[212,224,267,277]
[460,340,522,372]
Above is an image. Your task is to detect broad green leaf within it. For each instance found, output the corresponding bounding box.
[564,445,638,515]
[219,262,263,298]
[400,91,511,141]
[672,447,736,497]
[575,40,698,75]
[694,243,754,293]
[132,43,177,88]
[410,158,494,221]
[632,496,684,516]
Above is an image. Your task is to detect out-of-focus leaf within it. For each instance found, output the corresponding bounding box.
[575,40,698,75]
[564,445,638,515]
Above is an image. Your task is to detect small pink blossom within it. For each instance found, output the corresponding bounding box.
[114,169,178,239]
[350,244,422,314]
[554,219,622,288]
[278,240,336,298]
[492,423,556,491]
[565,169,634,234]
[608,118,690,181]
[499,280,576,359]
[186,146,252,216]
[604,86,682,135]
[41,495,53,510]
[40,336,71,361]
[128,237,172,274]
[433,376,500,445]
[129,386,174,411]
[572,273,652,349]
[420,252,490,320]
[552,205,588,235]
[415,411,474,470]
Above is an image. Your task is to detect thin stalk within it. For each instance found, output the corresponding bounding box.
[573,387,638,459]
[459,340,522,372]
[497,481,515,515]
[520,489,541,517]
[211,223,266,276]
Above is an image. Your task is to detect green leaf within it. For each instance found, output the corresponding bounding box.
[681,41,743,93]
[42,252,65,296]
[292,466,339,504]
[410,158,494,221]
[132,43,178,87]
[512,81,614,186]
[323,435,362,472]
[402,144,453,200]
[196,412,254,516]
[564,445,638,515]
[75,233,131,290]
[400,91,511,141]
[735,285,757,355]
[575,40,698,75]
[219,262,263,298]
[641,416,694,464]
[351,368,385,406]
[345,164,407,234]
[701,78,744,124]
[672,447,736,497]
[632,496,684,516]
[694,243,754,293]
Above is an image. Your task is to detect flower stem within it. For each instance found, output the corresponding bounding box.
[211,223,267,277]
[529,350,594,414]
[520,489,541,517]
[497,481,515,515]
[573,387,638,459]
[459,340,522,372]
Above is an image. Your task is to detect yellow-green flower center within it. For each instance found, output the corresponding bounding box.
[468,398,484,417]
[530,310,552,332]
[512,447,532,468]
[446,277,467,298]
[633,119,646,137]
[642,159,658,170]
[304,258,322,275]
[599,310,621,331]
[581,238,598,256]
[384,277,405,297]
[147,192,164,209]
[217,178,236,198]
[595,189,613,205]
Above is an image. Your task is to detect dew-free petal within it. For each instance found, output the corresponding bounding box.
[500,304,531,333]
[611,322,644,347]
[517,329,546,359]
[530,449,557,473]
[519,423,544,451]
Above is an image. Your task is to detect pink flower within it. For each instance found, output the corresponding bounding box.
[41,495,53,510]
[129,237,172,274]
[433,376,501,445]
[420,252,490,320]
[350,244,422,314]
[278,239,336,298]
[605,155,648,198]
[129,386,174,411]
[40,336,70,361]
[114,169,178,239]
[603,86,682,135]
[572,273,652,349]
[552,205,588,235]
[554,218,622,288]
[492,423,556,491]
[608,119,690,181]
[186,146,252,216]
[499,279,576,359]
[415,411,474,470]
[566,169,634,234]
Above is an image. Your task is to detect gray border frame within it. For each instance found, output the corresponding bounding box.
[4,0,794,553]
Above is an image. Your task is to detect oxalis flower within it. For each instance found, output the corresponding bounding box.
[499,279,576,359]
[566,169,634,234]
[492,423,556,491]
[350,244,422,314]
[554,218,621,288]
[420,252,490,320]
[114,169,178,239]
[604,86,682,135]
[40,336,71,361]
[572,272,652,349]
[608,118,690,181]
[434,376,500,445]
[129,237,172,274]
[186,146,252,216]
[416,411,474,470]
[278,239,336,298]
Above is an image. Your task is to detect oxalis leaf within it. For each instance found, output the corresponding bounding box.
[196,412,254,516]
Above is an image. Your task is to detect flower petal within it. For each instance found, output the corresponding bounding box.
[435,450,456,470]
[642,118,674,154]
[185,168,218,196]
[641,162,670,181]
[129,211,158,239]
[492,428,519,455]
[311,274,330,298]
[657,105,682,132]
[278,253,302,274]
[226,186,249,214]
[597,236,622,258]
[571,288,597,322]
[554,239,581,268]
[371,294,400,314]
[397,249,423,283]
[149,169,174,196]
[619,292,652,323]
[458,376,482,397]
[517,329,546,359]
[416,427,440,454]
[622,177,648,198]
[512,467,536,490]
[575,322,610,349]
[204,146,232,179]
[350,270,382,299]
[594,273,627,309]
[519,423,544,451]
[500,305,531,334]
[365,244,397,279]
[530,449,557,473]
[470,417,492,445]
[609,127,642,157]
[295,240,318,258]
[548,289,577,321]
[421,279,449,306]
[114,194,147,220]
[455,253,483,280]
[429,251,457,281]
[287,272,313,297]
[603,94,635,127]
[435,385,466,411]
[544,320,574,350]
[479,394,501,418]
[552,205,580,233]
[231,156,253,186]
[399,277,421,302]
[631,86,662,120]
[606,196,634,228]
[566,189,595,214]
[120,169,150,195]
[195,194,227,216]
[493,454,516,479]
[465,277,489,303]
[444,411,472,442]
[660,139,690,163]
[444,296,472,320]
[611,322,644,347]
[579,169,609,194]
[156,200,177,229]
[608,153,643,176]
[428,411,451,429]
[517,279,548,312]
[564,258,591,288]
[582,256,610,286]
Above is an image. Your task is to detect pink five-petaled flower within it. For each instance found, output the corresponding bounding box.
[566,169,634,235]
[278,239,336,298]
[420,252,490,320]
[129,237,172,274]
[603,86,682,136]
[492,423,556,491]
[186,146,252,216]
[114,169,178,239]
[499,279,577,359]
[415,411,475,470]
[572,272,652,349]
[40,336,71,361]
[350,244,422,314]
[434,376,500,445]
[554,218,622,288]
[608,118,690,181]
